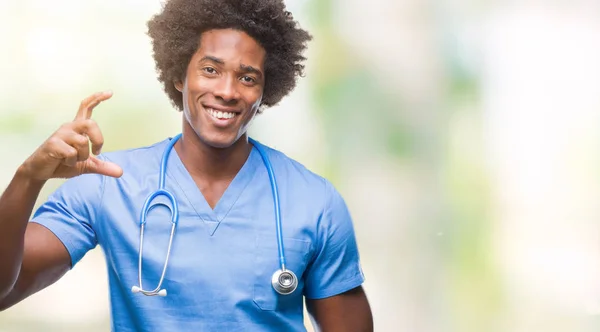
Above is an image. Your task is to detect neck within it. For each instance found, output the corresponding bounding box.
[174,125,252,181]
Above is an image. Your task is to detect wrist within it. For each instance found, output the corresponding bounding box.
[14,165,47,189]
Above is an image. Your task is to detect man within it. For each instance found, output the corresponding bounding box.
[0,0,373,330]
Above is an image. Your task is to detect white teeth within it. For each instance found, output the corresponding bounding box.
[206,108,236,119]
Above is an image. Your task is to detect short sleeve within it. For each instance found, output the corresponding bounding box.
[303,181,365,299]
[31,172,105,268]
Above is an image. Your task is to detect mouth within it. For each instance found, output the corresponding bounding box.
[205,107,238,120]
[203,105,240,127]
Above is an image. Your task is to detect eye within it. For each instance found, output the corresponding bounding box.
[241,76,256,83]
[203,67,217,74]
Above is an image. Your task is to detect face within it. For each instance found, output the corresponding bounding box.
[175,29,266,149]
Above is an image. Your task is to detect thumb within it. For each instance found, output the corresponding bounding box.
[82,156,123,178]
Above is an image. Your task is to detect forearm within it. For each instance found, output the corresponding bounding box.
[307,287,374,332]
[0,168,46,298]
[309,307,374,332]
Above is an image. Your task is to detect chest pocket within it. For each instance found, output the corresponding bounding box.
[253,235,311,311]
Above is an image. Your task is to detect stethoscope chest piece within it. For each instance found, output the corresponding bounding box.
[271,269,298,295]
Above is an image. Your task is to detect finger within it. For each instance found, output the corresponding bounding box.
[46,138,78,167]
[81,156,123,178]
[62,132,90,162]
[74,92,104,120]
[73,119,104,155]
[74,91,113,120]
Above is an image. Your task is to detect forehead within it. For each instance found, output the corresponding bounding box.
[195,29,266,68]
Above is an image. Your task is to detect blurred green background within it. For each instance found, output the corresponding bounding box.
[1,0,600,331]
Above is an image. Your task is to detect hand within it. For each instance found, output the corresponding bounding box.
[18,91,123,181]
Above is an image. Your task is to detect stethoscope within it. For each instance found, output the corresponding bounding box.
[130,133,298,297]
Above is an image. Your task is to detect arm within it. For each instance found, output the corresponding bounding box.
[306,286,373,332]
[0,210,71,310]
[0,173,70,304]
[0,91,122,310]
[304,181,371,331]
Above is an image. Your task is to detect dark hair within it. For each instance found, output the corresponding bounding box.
[147,0,312,111]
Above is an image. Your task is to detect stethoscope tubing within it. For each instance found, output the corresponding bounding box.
[248,138,287,271]
[134,134,181,296]
[132,133,294,297]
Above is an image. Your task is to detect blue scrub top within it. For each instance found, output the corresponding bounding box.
[31,137,365,331]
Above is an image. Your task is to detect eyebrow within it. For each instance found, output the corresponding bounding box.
[200,55,225,65]
[239,64,263,78]
[199,55,263,78]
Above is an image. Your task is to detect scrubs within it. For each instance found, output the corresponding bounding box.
[32,137,365,331]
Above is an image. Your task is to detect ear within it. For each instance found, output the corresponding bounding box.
[174,80,183,92]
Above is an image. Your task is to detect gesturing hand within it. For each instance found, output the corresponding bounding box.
[19,91,123,181]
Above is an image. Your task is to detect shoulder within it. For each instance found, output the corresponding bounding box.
[97,137,175,183]
[255,141,326,183]
[98,138,171,169]
[252,140,340,205]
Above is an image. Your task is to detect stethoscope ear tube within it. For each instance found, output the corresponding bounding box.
[132,285,167,297]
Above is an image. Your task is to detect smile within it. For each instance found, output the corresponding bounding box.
[205,107,238,120]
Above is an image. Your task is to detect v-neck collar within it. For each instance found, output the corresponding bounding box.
[165,138,259,236]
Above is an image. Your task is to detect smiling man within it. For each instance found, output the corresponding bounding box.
[0,0,373,331]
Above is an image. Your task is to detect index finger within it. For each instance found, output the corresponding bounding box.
[74,91,113,120]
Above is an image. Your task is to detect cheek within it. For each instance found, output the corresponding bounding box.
[182,104,194,124]
[186,76,212,97]
[183,81,210,115]
[245,89,263,108]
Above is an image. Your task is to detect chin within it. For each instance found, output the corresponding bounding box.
[200,132,240,149]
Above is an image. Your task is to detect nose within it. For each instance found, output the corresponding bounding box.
[213,75,239,103]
